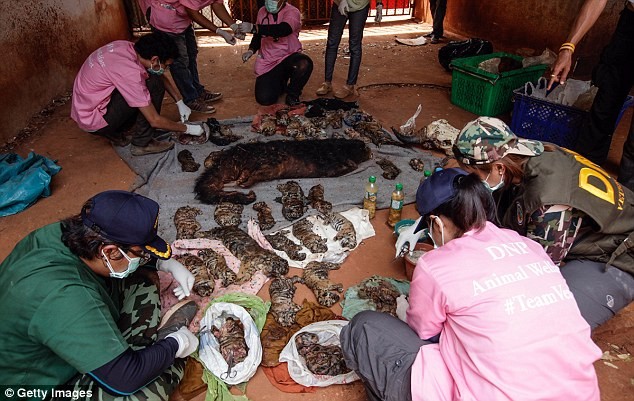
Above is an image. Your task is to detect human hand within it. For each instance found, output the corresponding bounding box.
[394,216,424,258]
[175,100,192,122]
[216,28,237,45]
[242,50,254,63]
[185,122,204,136]
[396,294,409,322]
[230,23,246,40]
[166,327,199,358]
[157,258,195,299]
[547,50,573,90]
[375,3,383,23]
[238,21,254,34]
[338,0,349,16]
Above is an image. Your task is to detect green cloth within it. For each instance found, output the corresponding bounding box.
[340,275,410,320]
[332,0,370,13]
[199,293,271,401]
[0,223,128,386]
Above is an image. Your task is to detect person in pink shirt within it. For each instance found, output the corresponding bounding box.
[341,168,601,401]
[150,0,243,114]
[239,0,313,106]
[71,32,207,156]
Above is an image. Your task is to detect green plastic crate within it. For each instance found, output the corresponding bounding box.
[450,52,548,116]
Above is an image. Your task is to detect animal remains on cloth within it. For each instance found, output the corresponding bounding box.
[303,261,344,307]
[265,230,306,261]
[322,212,357,250]
[252,202,276,231]
[175,254,216,297]
[194,139,372,205]
[357,276,401,317]
[211,226,289,283]
[391,119,458,155]
[376,157,401,180]
[212,317,249,364]
[295,332,351,376]
[307,184,332,214]
[177,149,200,172]
[198,248,237,287]
[269,276,304,327]
[214,202,243,227]
[277,181,308,221]
[173,206,203,240]
[292,218,328,254]
[409,158,425,172]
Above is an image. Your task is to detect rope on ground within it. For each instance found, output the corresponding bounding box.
[357,82,452,92]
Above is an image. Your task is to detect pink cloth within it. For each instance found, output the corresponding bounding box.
[407,222,601,401]
[150,0,218,34]
[71,41,151,132]
[254,5,303,76]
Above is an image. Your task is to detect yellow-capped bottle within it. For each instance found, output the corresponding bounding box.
[363,175,378,219]
[387,183,404,227]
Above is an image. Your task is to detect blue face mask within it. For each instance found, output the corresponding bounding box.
[102,248,141,279]
[482,171,504,192]
[147,61,165,76]
[265,0,280,13]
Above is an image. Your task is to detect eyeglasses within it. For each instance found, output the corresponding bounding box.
[123,247,153,265]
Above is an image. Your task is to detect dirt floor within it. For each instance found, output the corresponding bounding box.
[1,20,633,400]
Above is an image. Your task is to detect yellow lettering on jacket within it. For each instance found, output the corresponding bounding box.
[579,167,615,205]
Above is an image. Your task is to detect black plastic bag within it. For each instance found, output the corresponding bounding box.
[438,38,493,71]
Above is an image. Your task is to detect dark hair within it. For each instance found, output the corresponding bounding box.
[134,32,179,63]
[428,173,497,235]
[61,201,127,260]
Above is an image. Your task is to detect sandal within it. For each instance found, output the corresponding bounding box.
[333,84,355,99]
[316,82,332,96]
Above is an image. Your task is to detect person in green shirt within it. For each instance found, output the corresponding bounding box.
[0,190,198,400]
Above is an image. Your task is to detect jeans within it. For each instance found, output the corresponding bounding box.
[429,0,447,37]
[324,5,369,86]
[94,74,164,147]
[255,52,313,105]
[573,6,634,184]
[162,26,205,103]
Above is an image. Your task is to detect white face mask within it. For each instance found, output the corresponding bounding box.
[102,247,141,279]
[483,171,504,192]
[429,215,445,249]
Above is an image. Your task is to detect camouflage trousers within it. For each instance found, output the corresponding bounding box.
[53,268,184,401]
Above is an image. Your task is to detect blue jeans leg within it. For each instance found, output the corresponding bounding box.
[346,5,369,86]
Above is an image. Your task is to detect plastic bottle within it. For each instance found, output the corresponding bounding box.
[363,176,378,219]
[423,170,432,178]
[387,183,404,227]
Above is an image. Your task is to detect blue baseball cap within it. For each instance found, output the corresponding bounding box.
[414,168,468,233]
[81,190,171,260]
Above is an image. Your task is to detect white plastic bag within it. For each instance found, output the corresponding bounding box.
[198,302,262,385]
[279,320,359,387]
[399,104,422,135]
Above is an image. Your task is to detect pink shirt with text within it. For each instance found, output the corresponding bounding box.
[150,0,218,34]
[254,5,303,76]
[71,41,151,132]
[407,222,601,401]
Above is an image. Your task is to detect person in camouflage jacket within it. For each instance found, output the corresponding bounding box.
[452,117,634,329]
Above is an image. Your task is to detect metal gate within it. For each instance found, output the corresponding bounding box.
[126,0,412,32]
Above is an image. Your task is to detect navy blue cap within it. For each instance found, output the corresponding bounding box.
[414,168,468,233]
[81,190,171,260]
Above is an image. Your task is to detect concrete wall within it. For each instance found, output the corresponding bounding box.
[0,0,129,145]
[414,0,621,75]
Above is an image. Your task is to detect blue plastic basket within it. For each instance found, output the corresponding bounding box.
[510,88,634,149]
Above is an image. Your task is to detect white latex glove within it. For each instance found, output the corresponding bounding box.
[375,3,383,23]
[338,0,349,16]
[157,258,195,299]
[395,216,424,258]
[396,295,409,322]
[166,327,199,358]
[238,21,254,34]
[230,23,246,40]
[216,28,236,45]
[242,50,254,63]
[175,99,192,123]
[184,122,204,137]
